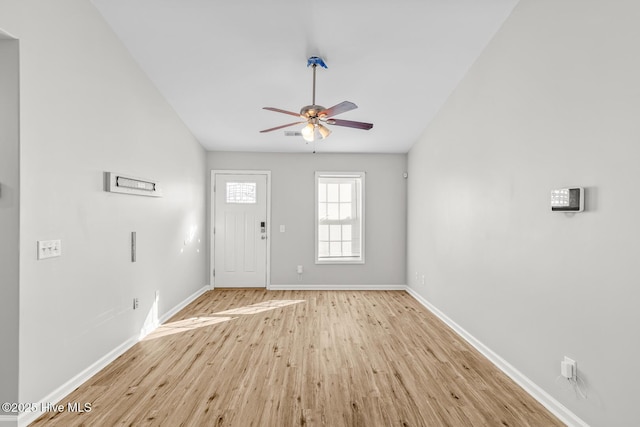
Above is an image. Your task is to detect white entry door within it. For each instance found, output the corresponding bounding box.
[213,172,269,288]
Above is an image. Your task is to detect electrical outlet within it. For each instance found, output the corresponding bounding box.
[133,298,139,310]
[37,239,62,260]
[561,356,576,379]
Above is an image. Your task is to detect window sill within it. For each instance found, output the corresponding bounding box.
[316,258,365,265]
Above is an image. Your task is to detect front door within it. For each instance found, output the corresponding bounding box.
[213,172,268,288]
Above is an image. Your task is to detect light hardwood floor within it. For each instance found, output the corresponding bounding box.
[32,290,564,426]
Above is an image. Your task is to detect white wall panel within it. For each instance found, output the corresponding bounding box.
[407,1,640,425]
[0,0,207,409]
[207,152,407,286]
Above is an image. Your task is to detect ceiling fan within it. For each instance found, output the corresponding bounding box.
[260,57,373,142]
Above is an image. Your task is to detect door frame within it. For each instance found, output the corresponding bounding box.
[210,170,272,289]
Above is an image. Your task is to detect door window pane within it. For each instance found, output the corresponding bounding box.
[226,182,257,204]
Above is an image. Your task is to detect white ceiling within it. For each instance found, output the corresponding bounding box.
[91,0,518,154]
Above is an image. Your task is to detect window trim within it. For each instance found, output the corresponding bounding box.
[314,171,365,265]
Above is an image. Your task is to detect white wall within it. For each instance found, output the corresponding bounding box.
[407,0,640,426]
[0,35,20,416]
[208,152,407,287]
[0,0,208,415]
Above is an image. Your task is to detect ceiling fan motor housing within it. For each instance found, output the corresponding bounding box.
[300,105,326,119]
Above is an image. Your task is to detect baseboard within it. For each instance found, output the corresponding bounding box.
[268,284,407,291]
[404,286,589,427]
[16,284,210,427]
[0,415,17,427]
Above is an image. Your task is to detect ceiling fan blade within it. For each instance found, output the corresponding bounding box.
[325,118,373,130]
[263,107,303,118]
[319,101,358,118]
[259,121,306,133]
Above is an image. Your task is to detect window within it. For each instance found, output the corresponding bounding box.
[226,182,256,204]
[315,172,365,264]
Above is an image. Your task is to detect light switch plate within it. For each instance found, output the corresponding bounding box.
[37,239,62,260]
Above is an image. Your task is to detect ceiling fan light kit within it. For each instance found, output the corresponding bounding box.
[261,56,373,144]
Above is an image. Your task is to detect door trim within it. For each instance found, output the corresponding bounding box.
[210,170,271,289]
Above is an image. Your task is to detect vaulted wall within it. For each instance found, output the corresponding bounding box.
[407,1,640,425]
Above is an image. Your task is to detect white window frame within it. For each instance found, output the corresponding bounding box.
[315,171,365,265]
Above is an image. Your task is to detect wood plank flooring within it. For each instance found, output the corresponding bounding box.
[31,290,564,426]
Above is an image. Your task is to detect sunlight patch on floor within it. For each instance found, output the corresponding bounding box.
[214,299,305,315]
[143,316,235,340]
[142,300,305,341]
